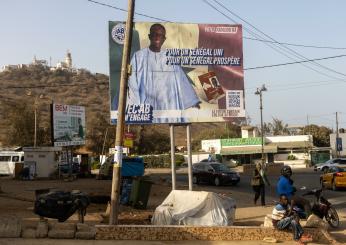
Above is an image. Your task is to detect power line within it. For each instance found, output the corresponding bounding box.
[202,0,346,82]
[88,0,346,51]
[86,0,170,22]
[89,0,346,80]
[208,0,346,79]
[245,80,346,93]
[244,54,346,70]
[246,78,342,90]
[244,36,346,50]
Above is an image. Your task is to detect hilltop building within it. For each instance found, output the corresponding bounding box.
[1,50,79,73]
[32,55,48,67]
[52,50,73,71]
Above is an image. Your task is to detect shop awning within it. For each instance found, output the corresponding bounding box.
[220,145,278,155]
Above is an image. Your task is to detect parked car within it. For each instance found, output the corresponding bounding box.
[192,162,240,186]
[314,158,346,172]
[320,166,346,191]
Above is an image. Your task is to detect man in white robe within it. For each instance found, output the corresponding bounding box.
[126,24,200,123]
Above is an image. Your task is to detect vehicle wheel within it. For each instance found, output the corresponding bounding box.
[332,179,338,191]
[322,167,328,173]
[326,207,340,228]
[214,177,221,186]
[192,175,199,185]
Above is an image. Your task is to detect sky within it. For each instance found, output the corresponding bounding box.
[1,0,346,129]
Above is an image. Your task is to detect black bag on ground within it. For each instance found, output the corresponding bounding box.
[34,190,90,222]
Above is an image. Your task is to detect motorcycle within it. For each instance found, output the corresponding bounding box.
[293,188,339,228]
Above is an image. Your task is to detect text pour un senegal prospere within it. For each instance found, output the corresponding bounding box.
[165,48,241,66]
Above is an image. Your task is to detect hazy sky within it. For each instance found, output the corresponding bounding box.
[1,0,346,129]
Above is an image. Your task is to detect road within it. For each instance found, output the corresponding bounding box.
[149,168,345,208]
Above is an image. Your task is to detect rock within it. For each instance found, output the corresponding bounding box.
[36,220,49,238]
[305,214,328,229]
[0,215,21,238]
[21,228,36,238]
[263,214,274,228]
[51,222,76,231]
[75,231,95,239]
[48,229,75,239]
[263,237,278,243]
[76,223,92,232]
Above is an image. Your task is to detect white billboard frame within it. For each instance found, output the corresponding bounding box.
[52,104,86,146]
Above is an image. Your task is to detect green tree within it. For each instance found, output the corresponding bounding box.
[87,112,115,155]
[133,125,170,154]
[303,124,332,147]
[271,118,289,135]
[261,118,289,136]
[3,101,50,146]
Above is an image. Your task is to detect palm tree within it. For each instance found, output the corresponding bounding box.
[272,118,289,135]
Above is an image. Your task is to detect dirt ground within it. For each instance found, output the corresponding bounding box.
[0,174,200,226]
[0,171,345,243]
[0,174,268,226]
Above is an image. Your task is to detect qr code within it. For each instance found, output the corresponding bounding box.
[226,91,241,108]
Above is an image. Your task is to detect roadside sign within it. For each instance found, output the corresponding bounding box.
[124,132,134,148]
[336,137,343,151]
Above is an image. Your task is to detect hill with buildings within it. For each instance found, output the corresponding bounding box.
[0,61,239,154]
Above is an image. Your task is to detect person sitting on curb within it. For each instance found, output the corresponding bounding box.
[272,194,313,244]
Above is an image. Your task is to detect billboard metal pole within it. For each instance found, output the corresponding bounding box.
[170,124,176,190]
[186,124,193,191]
[109,0,135,225]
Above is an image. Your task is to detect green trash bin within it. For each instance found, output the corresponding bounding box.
[129,177,153,209]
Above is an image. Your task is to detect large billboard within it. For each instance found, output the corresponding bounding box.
[52,104,86,146]
[109,22,245,124]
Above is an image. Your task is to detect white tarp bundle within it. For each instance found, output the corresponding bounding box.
[152,190,236,226]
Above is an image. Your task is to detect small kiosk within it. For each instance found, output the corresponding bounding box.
[23,147,62,178]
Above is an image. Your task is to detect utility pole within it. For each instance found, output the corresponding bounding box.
[109,0,135,225]
[255,85,267,168]
[336,112,339,157]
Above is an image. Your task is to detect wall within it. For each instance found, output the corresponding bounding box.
[267,135,312,143]
[95,225,328,243]
[201,139,221,154]
[274,153,308,161]
[24,151,57,178]
[330,133,346,156]
[183,154,210,164]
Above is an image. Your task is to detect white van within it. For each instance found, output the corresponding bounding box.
[0,151,24,176]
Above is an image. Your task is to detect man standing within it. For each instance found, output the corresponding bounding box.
[126,24,200,122]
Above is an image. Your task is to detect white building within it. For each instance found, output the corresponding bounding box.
[52,50,73,71]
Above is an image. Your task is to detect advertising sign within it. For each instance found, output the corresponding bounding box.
[221,137,262,147]
[52,104,86,146]
[109,22,245,124]
[336,137,343,151]
[123,132,134,148]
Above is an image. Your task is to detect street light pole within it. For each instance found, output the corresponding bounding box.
[255,84,267,168]
[34,99,37,147]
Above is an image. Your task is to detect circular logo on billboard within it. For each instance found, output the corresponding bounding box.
[111,23,126,45]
